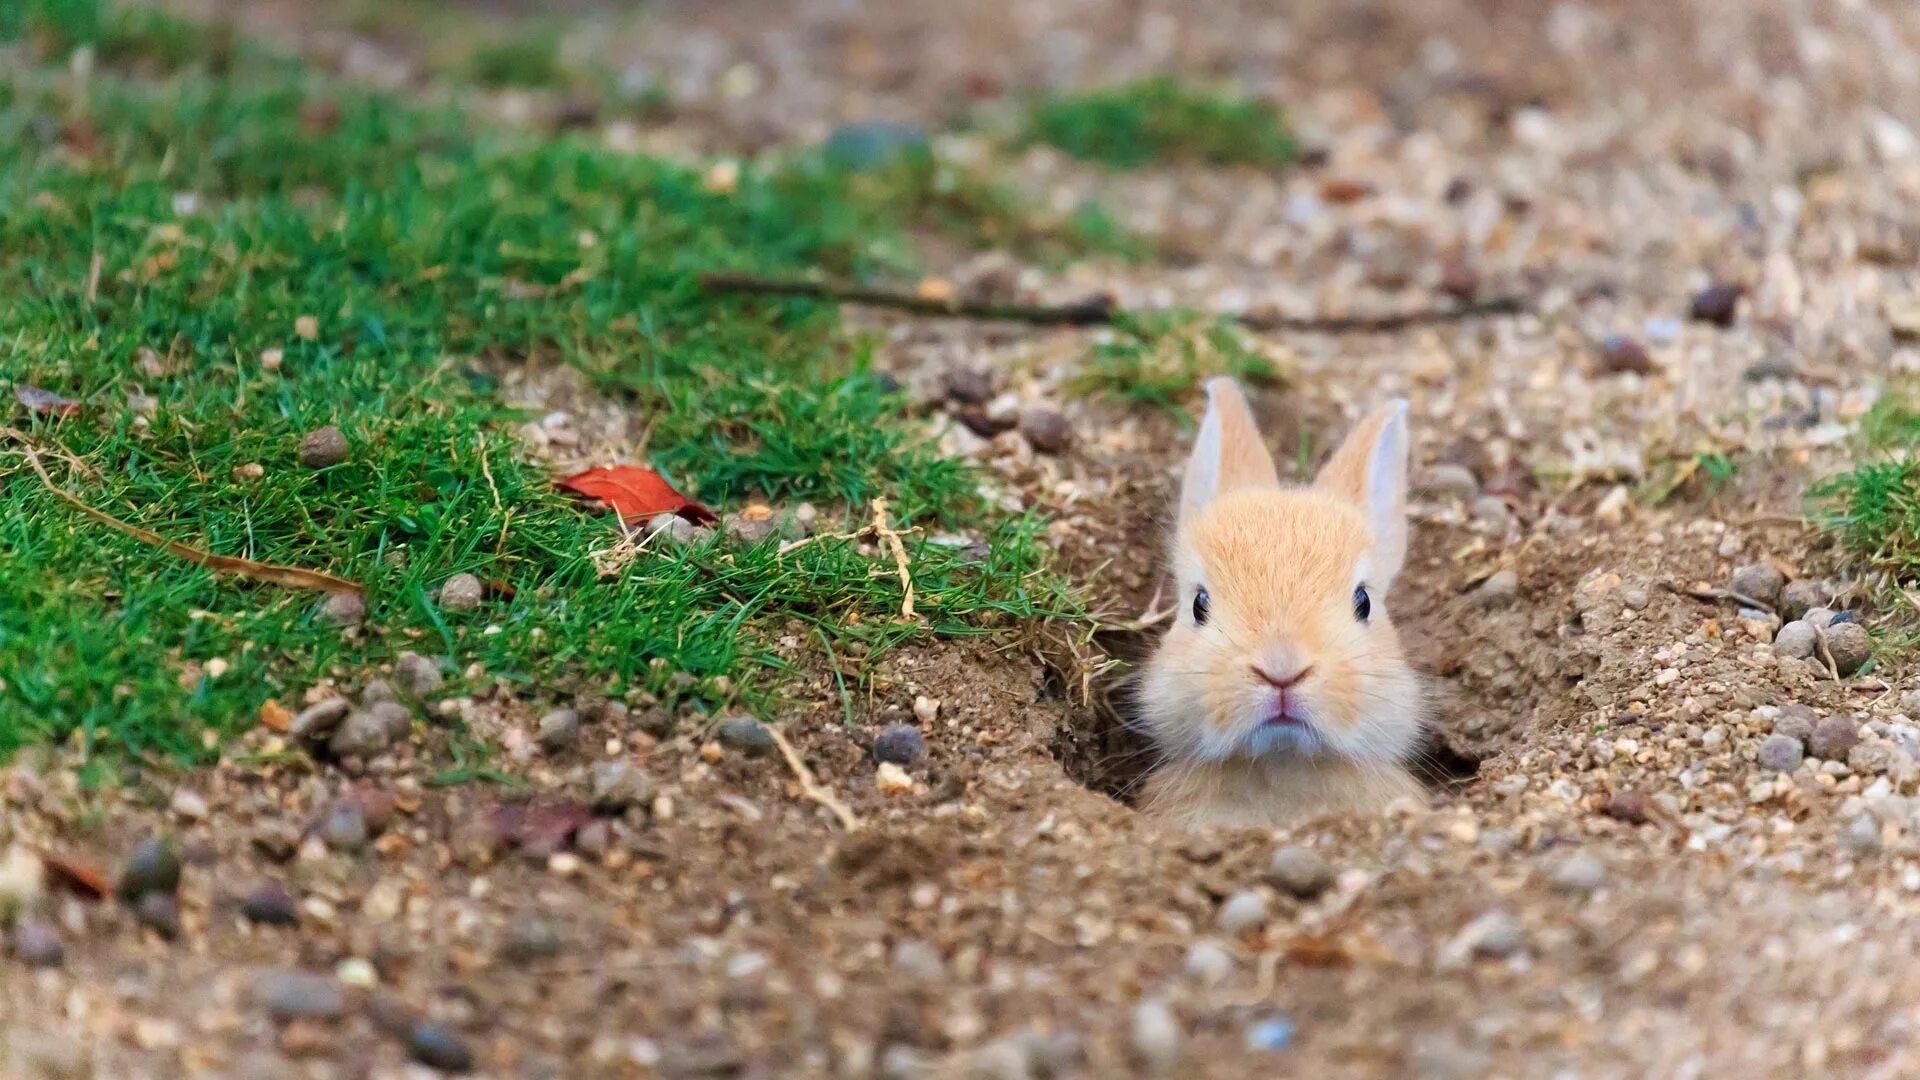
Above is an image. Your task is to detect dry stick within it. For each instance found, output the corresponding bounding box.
[698,271,1528,333]
[11,436,363,595]
[1663,581,1777,614]
[1812,622,1843,682]
[870,497,916,621]
[766,727,860,832]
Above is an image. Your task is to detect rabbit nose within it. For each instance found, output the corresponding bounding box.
[1252,660,1314,690]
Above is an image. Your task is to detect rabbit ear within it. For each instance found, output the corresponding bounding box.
[1315,400,1411,583]
[1179,378,1281,533]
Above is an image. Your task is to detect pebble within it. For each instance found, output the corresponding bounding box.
[254,969,347,1021]
[1757,733,1805,772]
[0,845,45,912]
[876,761,915,796]
[1772,621,1817,660]
[1729,564,1786,607]
[1841,814,1883,855]
[1182,940,1235,985]
[289,697,351,742]
[11,919,64,967]
[1470,495,1514,530]
[943,367,995,406]
[1848,741,1899,776]
[1266,845,1333,898]
[169,788,209,820]
[646,513,696,546]
[1810,715,1862,761]
[537,708,580,753]
[1218,889,1270,933]
[890,938,946,981]
[361,679,395,705]
[1453,910,1525,958]
[117,836,182,900]
[725,506,780,544]
[369,700,414,743]
[135,892,181,940]
[1472,569,1519,608]
[872,724,927,765]
[1595,334,1654,375]
[1771,706,1816,746]
[320,590,366,627]
[253,821,302,863]
[320,801,369,851]
[437,573,484,613]
[716,714,775,757]
[394,652,444,698]
[243,882,300,926]
[1802,607,1837,629]
[1422,464,1479,501]
[1548,852,1607,894]
[501,915,563,963]
[1690,282,1745,327]
[1824,622,1872,676]
[1244,1017,1295,1052]
[1018,406,1072,454]
[298,425,349,469]
[328,710,394,759]
[1604,789,1655,824]
[337,957,378,989]
[590,760,654,811]
[407,1022,475,1072]
[1130,1000,1180,1075]
[913,695,940,723]
[1778,579,1832,622]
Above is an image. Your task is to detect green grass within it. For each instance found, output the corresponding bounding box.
[0,2,1085,760]
[1814,389,1920,575]
[1070,310,1283,419]
[1023,76,1297,170]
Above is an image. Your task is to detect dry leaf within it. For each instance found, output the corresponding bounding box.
[38,850,110,901]
[556,465,717,524]
[259,699,294,733]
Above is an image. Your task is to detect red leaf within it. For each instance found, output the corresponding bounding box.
[16,385,81,418]
[556,465,717,525]
[38,850,110,901]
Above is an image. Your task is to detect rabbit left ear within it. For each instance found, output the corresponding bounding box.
[1315,400,1410,584]
[1179,378,1281,535]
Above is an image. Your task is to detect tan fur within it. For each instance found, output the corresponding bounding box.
[1136,386,1426,831]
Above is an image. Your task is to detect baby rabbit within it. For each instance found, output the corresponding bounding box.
[1137,379,1426,829]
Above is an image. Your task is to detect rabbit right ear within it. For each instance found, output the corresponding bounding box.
[1178,378,1280,533]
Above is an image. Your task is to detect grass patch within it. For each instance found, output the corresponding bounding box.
[1070,311,1284,419]
[0,3,1085,760]
[1814,390,1920,575]
[1023,76,1297,170]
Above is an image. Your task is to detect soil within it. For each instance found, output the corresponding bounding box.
[10,0,1920,1077]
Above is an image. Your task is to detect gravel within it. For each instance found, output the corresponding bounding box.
[1018,406,1072,453]
[134,892,181,940]
[872,724,927,765]
[1729,564,1786,607]
[890,939,947,981]
[10,920,64,967]
[716,714,775,757]
[1841,815,1883,855]
[1218,889,1270,932]
[1473,569,1520,607]
[437,573,484,613]
[943,367,995,405]
[289,697,351,742]
[242,882,300,926]
[1772,621,1817,660]
[1757,734,1806,773]
[117,836,181,900]
[1548,853,1607,894]
[297,425,349,469]
[537,708,581,753]
[1266,846,1334,898]
[501,915,564,963]
[1809,715,1861,761]
[1771,706,1816,746]
[328,709,394,759]
[1690,283,1745,327]
[1450,911,1525,959]
[254,969,347,1021]
[1595,334,1654,375]
[1182,940,1235,985]
[320,801,369,851]
[394,651,443,698]
[589,760,654,811]
[406,1022,475,1072]
[1130,1000,1181,1075]
[1422,464,1479,501]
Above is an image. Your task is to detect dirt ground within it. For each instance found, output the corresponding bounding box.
[11,0,1920,1076]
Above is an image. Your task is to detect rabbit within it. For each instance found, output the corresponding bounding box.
[1135,378,1427,830]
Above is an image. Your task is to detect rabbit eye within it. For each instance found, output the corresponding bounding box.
[1192,587,1211,626]
[1353,585,1372,622]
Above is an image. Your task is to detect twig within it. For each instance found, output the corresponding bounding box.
[8,433,362,595]
[765,726,860,832]
[1662,581,1776,614]
[1812,622,1842,682]
[84,252,102,306]
[870,497,916,621]
[699,271,1528,334]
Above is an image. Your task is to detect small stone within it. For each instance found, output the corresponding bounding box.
[253,821,302,863]
[11,920,64,967]
[328,710,393,759]
[1422,464,1479,501]
[1757,733,1805,772]
[407,1023,474,1073]
[289,697,351,742]
[1470,495,1514,530]
[590,760,654,811]
[1182,940,1234,985]
[135,892,181,940]
[1850,741,1899,775]
[715,714,774,757]
[1454,910,1525,958]
[1771,707,1815,746]
[243,882,300,926]
[320,591,366,627]
[320,802,369,852]
[368,701,413,743]
[1729,564,1786,607]
[1841,814,1883,855]
[394,652,444,698]
[912,695,940,724]
[1772,621,1817,660]
[1690,282,1745,327]
[1778,579,1833,622]
[872,724,926,765]
[1244,1017,1295,1052]
[336,957,378,989]
[1018,406,1072,454]
[254,969,347,1021]
[1130,1000,1180,1075]
[1595,334,1654,375]
[890,939,945,981]
[500,915,563,964]
[1547,852,1607,894]
[1218,889,1269,933]
[574,820,611,859]
[943,367,995,406]
[1266,846,1333,898]
[875,761,915,796]
[169,788,209,820]
[437,573,483,613]
[298,426,349,469]
[536,709,580,754]
[646,513,696,546]
[1803,607,1837,629]
[725,506,780,544]
[1810,715,1862,761]
[1473,569,1519,608]
[1603,789,1656,824]
[360,679,395,706]
[1824,622,1872,676]
[117,836,181,900]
